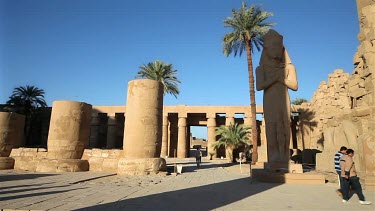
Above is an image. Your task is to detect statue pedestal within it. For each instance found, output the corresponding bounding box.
[252,162,323,184]
[252,169,325,184]
[117,158,166,175]
[0,157,15,170]
[36,159,89,172]
[264,162,289,172]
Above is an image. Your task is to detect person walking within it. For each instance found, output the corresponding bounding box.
[334,146,347,197]
[196,148,202,167]
[340,149,372,205]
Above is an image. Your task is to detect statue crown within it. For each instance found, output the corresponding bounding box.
[264,29,283,47]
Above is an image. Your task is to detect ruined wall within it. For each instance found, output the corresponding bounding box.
[314,1,374,188]
[82,149,123,173]
[11,148,47,171]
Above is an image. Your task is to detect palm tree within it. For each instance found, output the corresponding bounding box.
[292,98,308,105]
[136,60,181,98]
[6,85,47,146]
[213,123,250,162]
[223,2,274,164]
[6,85,47,116]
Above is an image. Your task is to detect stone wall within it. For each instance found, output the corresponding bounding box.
[314,1,374,189]
[82,149,123,173]
[10,148,47,171]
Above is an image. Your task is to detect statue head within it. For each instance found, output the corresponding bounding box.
[263,29,284,60]
[260,29,292,65]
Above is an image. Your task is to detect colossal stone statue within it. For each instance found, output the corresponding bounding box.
[256,29,298,168]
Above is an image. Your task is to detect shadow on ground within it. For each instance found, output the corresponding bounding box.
[166,161,238,173]
[0,173,57,182]
[75,176,281,210]
[0,187,87,201]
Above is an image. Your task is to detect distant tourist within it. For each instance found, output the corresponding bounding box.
[340,149,372,205]
[196,148,202,167]
[334,146,347,197]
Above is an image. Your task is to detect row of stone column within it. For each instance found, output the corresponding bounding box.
[159,113,253,159]
[89,113,124,149]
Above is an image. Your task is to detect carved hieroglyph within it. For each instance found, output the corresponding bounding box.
[256,29,298,165]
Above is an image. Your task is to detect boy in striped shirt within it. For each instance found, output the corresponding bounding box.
[334,146,347,197]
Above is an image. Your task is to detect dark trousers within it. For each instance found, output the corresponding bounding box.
[196,157,201,166]
[342,176,365,201]
[336,171,344,192]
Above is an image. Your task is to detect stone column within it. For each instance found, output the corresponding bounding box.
[168,114,178,157]
[0,112,25,170]
[89,113,100,148]
[119,79,166,175]
[106,113,117,149]
[225,113,235,126]
[37,100,92,172]
[207,114,217,158]
[225,113,235,160]
[177,116,187,158]
[161,113,169,158]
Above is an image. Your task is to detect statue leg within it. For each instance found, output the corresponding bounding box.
[266,122,279,162]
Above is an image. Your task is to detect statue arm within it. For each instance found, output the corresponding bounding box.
[281,64,298,91]
[256,66,279,91]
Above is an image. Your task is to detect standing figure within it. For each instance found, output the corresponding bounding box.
[256,29,298,165]
[196,148,202,167]
[340,149,371,205]
[334,146,347,197]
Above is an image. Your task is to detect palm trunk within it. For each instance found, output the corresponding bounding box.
[245,39,258,164]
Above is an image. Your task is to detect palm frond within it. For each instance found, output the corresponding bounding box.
[222,4,274,57]
[136,60,181,98]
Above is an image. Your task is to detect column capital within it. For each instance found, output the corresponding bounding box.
[207,117,216,127]
[226,112,235,118]
[207,112,216,119]
[178,117,187,127]
[178,112,187,118]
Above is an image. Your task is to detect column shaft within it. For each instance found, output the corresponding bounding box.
[89,114,100,148]
[161,115,169,157]
[207,117,216,157]
[177,117,187,158]
[106,113,117,149]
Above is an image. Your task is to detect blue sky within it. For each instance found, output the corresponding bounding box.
[1,0,359,137]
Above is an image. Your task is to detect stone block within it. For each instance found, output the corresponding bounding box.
[316,152,335,172]
[88,157,104,171]
[349,86,366,98]
[348,75,361,86]
[289,164,303,173]
[102,158,119,172]
[92,149,102,157]
[353,107,372,117]
[0,157,15,169]
[117,158,166,175]
[334,69,344,74]
[36,158,89,172]
[56,159,89,172]
[252,169,325,184]
[81,149,92,160]
[109,149,123,158]
[9,148,21,157]
[13,156,38,171]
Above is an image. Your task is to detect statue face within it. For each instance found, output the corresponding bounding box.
[264,43,283,60]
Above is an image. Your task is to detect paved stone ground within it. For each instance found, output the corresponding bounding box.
[0,158,374,211]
